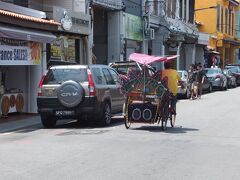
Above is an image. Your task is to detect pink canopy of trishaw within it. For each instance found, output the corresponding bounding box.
[129,53,179,65]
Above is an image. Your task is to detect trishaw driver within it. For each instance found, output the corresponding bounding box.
[160,61,183,114]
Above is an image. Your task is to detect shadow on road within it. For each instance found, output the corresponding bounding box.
[133,125,199,134]
[55,117,124,129]
[1,117,125,134]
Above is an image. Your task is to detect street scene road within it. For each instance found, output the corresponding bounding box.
[0,88,240,180]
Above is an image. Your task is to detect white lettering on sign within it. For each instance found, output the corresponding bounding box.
[0,44,41,65]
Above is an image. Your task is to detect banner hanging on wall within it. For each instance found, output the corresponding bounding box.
[0,42,42,65]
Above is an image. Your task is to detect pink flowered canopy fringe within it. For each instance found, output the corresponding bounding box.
[129,53,179,65]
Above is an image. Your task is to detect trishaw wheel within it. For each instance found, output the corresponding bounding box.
[170,113,176,127]
[161,118,167,130]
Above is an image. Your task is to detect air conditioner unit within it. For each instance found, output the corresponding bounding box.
[150,28,155,40]
[145,28,155,40]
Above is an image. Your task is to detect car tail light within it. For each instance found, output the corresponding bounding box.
[216,75,221,79]
[38,75,46,96]
[87,69,96,97]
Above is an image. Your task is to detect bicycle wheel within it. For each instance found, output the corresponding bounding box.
[124,97,131,129]
[125,119,131,129]
[170,108,176,127]
[161,102,169,130]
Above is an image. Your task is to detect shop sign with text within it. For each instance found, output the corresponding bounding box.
[124,13,143,41]
[0,42,42,65]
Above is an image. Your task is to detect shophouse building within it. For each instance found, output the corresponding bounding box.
[195,0,240,67]
[235,2,240,64]
[89,0,145,64]
[0,0,91,116]
[163,0,199,70]
[0,1,59,116]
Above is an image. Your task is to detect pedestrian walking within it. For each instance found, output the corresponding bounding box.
[196,64,205,99]
[188,64,198,100]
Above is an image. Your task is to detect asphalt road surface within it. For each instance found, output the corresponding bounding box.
[0,88,240,180]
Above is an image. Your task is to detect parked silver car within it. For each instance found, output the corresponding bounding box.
[204,68,227,90]
[37,65,125,128]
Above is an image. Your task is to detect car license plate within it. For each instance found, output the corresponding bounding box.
[55,110,75,116]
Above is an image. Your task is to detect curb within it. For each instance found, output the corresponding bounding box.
[0,116,41,133]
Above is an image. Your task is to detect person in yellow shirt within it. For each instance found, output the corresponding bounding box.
[160,61,183,114]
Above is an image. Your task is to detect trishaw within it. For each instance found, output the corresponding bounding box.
[120,53,178,130]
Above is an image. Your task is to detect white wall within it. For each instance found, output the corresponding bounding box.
[41,0,86,13]
[108,11,121,63]
[184,44,194,70]
[195,45,205,65]
[29,65,41,113]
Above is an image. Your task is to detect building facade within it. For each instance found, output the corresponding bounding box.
[0,1,59,115]
[235,4,240,64]
[195,0,240,67]
[164,0,199,70]
[0,0,91,115]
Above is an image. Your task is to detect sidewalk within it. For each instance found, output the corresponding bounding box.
[0,114,41,133]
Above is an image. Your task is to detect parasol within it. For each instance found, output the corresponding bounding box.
[129,53,178,65]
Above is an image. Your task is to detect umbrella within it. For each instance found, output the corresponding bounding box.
[129,53,178,65]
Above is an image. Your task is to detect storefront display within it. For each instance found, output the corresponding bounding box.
[0,38,42,117]
[50,37,76,62]
[1,93,24,116]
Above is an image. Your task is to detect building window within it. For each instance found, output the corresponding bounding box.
[217,5,220,31]
[221,7,224,32]
[172,0,176,19]
[153,0,158,16]
[189,0,194,23]
[13,0,28,7]
[232,13,234,36]
[167,0,172,17]
[225,8,228,34]
[229,10,231,35]
[184,0,187,21]
[179,0,182,19]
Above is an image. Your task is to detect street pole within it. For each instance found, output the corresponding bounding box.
[177,42,182,70]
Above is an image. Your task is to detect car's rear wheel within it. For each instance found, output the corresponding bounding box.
[237,78,240,86]
[224,81,228,90]
[40,114,56,128]
[98,102,112,126]
[208,84,212,93]
[233,81,237,88]
[220,82,224,91]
